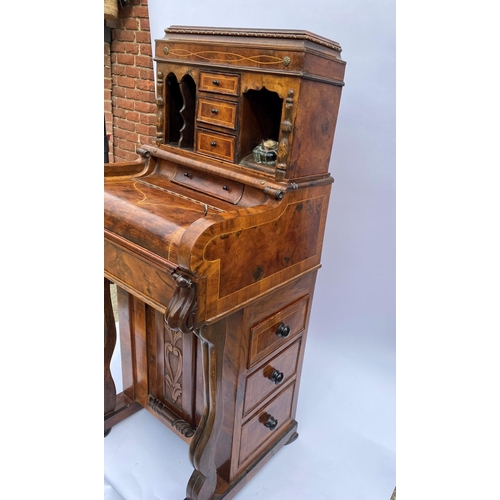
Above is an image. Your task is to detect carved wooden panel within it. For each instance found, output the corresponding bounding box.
[164,324,183,407]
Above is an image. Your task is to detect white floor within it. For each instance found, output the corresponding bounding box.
[104,322,395,500]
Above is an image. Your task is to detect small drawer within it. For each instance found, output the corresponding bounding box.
[196,129,236,162]
[199,72,239,96]
[248,295,308,368]
[239,382,295,467]
[171,166,243,204]
[243,339,301,416]
[197,98,237,130]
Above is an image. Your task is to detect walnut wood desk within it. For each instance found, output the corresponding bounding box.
[104,26,345,500]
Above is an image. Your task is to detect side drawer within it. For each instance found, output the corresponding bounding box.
[248,295,309,368]
[197,97,237,130]
[243,339,301,416]
[238,382,296,468]
[196,129,236,162]
[199,71,239,95]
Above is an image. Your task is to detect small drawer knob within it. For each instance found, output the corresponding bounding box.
[264,415,278,431]
[184,172,191,178]
[212,79,220,85]
[211,108,218,114]
[210,141,217,147]
[276,323,291,338]
[269,369,284,385]
[222,185,229,191]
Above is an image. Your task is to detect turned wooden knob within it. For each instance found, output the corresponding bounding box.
[264,415,278,430]
[276,323,291,338]
[269,369,284,385]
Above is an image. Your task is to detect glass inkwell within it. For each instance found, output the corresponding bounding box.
[252,139,278,165]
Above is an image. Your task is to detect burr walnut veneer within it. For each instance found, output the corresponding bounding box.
[104,26,345,500]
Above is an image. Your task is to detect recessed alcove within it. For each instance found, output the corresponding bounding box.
[165,73,196,148]
[240,87,283,164]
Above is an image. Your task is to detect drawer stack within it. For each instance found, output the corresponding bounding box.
[196,71,240,162]
[235,295,309,472]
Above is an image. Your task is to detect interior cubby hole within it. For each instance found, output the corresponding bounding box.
[240,87,283,161]
[166,73,196,148]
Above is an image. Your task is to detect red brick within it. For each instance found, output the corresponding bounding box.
[115,30,135,42]
[123,42,139,55]
[135,55,153,69]
[112,64,127,76]
[131,5,149,18]
[115,138,136,152]
[112,86,127,98]
[117,76,136,88]
[139,135,156,146]
[113,107,127,119]
[140,18,150,31]
[116,53,134,65]
[135,101,156,113]
[104,89,112,100]
[139,113,156,125]
[139,67,154,80]
[111,40,126,53]
[139,43,152,56]
[126,88,155,103]
[125,66,141,78]
[135,31,151,44]
[126,110,140,122]
[104,102,112,114]
[114,97,135,110]
[136,79,155,92]
[122,18,139,30]
[113,147,137,161]
[114,128,139,143]
[115,117,136,132]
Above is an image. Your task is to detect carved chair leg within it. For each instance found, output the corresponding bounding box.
[104,277,117,437]
[185,324,226,500]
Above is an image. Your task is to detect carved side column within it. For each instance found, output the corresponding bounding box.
[276,89,294,182]
[104,278,117,436]
[166,271,226,500]
[155,70,165,146]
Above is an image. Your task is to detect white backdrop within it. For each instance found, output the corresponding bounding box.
[105,1,396,499]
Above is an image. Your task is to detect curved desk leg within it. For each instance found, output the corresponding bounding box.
[104,277,117,437]
[185,324,226,500]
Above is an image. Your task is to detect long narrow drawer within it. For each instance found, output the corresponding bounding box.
[243,339,301,416]
[199,71,239,95]
[238,382,295,468]
[196,129,236,161]
[248,295,309,368]
[171,165,243,204]
[197,97,237,130]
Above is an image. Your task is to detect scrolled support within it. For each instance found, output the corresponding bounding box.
[184,323,226,500]
[166,272,197,334]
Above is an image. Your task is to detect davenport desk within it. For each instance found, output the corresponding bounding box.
[104,26,345,500]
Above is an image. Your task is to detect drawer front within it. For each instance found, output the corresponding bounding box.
[243,339,301,416]
[239,382,295,467]
[199,72,239,95]
[197,98,237,130]
[248,296,308,368]
[196,129,236,161]
[172,166,243,204]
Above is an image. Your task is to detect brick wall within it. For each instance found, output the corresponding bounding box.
[104,0,156,163]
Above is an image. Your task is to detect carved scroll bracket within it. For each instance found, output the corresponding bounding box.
[166,271,198,334]
[155,70,165,146]
[275,89,294,182]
